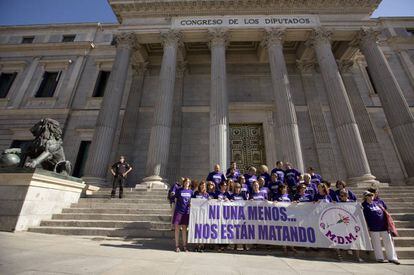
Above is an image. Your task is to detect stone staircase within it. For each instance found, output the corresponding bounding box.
[28,188,173,238]
[28,186,414,259]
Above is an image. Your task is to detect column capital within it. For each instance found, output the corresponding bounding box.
[261,28,285,48]
[132,61,149,75]
[349,27,382,48]
[337,59,355,73]
[114,32,138,49]
[306,28,333,48]
[160,30,183,48]
[296,59,315,74]
[208,28,229,48]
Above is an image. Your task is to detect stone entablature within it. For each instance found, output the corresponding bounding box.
[109,0,381,21]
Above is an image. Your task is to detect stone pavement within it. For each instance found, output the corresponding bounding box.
[1,232,414,275]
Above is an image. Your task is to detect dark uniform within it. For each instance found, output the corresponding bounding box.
[111,161,131,198]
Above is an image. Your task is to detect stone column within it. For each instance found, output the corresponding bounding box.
[209,29,229,171]
[397,49,414,89]
[83,33,136,186]
[262,29,304,172]
[353,28,414,183]
[308,28,377,186]
[140,30,182,189]
[117,60,148,186]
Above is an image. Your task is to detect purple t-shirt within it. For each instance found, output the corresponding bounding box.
[250,191,267,201]
[305,182,318,200]
[226,168,240,180]
[314,193,332,202]
[362,201,387,231]
[230,192,248,201]
[259,173,271,186]
[244,174,257,191]
[168,183,181,203]
[270,168,285,183]
[293,193,313,202]
[175,188,193,214]
[285,169,301,187]
[334,189,357,202]
[215,191,230,200]
[193,191,209,200]
[273,193,291,202]
[206,171,226,189]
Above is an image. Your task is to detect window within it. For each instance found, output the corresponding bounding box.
[72,141,91,177]
[62,35,76,42]
[92,71,110,97]
[35,71,60,98]
[0,72,17,98]
[21,36,34,44]
[365,66,378,94]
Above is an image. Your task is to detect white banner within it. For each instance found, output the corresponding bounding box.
[172,15,320,29]
[189,200,373,250]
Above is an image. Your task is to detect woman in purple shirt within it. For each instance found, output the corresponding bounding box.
[250,181,267,201]
[206,181,216,199]
[244,166,257,192]
[230,183,248,201]
[215,181,230,201]
[172,178,193,252]
[313,183,333,203]
[292,184,313,202]
[273,184,291,202]
[362,191,399,264]
[193,180,209,200]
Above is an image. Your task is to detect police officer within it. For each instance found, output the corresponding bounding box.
[110,156,132,198]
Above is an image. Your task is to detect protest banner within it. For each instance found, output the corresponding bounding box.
[189,200,373,250]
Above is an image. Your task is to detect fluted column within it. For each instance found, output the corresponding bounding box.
[262,28,304,172]
[308,28,377,186]
[209,29,229,171]
[353,28,414,183]
[140,30,182,189]
[83,33,136,186]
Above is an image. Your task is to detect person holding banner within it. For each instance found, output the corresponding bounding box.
[268,172,282,201]
[215,181,231,201]
[230,183,248,201]
[193,180,209,200]
[172,178,193,252]
[362,191,400,264]
[207,181,216,199]
[250,181,268,200]
[273,184,291,202]
[314,182,333,202]
[293,184,313,202]
[206,164,227,189]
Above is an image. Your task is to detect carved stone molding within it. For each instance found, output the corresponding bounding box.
[176,61,188,78]
[114,32,138,49]
[208,28,229,49]
[349,27,382,48]
[160,30,183,48]
[261,28,285,49]
[337,59,355,73]
[306,28,333,48]
[132,61,149,75]
[296,59,315,73]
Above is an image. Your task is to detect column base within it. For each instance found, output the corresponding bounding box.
[82,176,108,187]
[347,174,387,188]
[406,177,414,185]
[136,175,168,190]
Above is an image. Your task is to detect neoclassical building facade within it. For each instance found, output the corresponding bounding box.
[0,0,414,187]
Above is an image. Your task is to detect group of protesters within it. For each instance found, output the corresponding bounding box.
[167,161,400,264]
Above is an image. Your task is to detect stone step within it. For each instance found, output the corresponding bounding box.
[387,208,414,213]
[394,237,414,247]
[374,198,414,203]
[52,213,171,222]
[395,228,414,237]
[79,198,168,204]
[88,194,167,199]
[71,202,170,209]
[28,226,174,238]
[394,220,414,228]
[390,213,414,221]
[62,208,171,215]
[395,247,414,259]
[40,220,171,230]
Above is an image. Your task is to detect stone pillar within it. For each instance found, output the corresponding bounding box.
[397,49,414,89]
[353,28,414,183]
[262,29,304,172]
[308,28,377,186]
[140,30,182,189]
[83,33,136,186]
[117,60,148,186]
[209,29,229,171]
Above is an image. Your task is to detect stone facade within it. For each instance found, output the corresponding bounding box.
[0,0,414,187]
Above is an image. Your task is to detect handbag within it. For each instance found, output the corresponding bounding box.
[379,205,398,237]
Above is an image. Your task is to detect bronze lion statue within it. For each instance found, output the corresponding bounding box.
[0,118,72,176]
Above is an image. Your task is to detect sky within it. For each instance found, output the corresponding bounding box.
[0,0,413,26]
